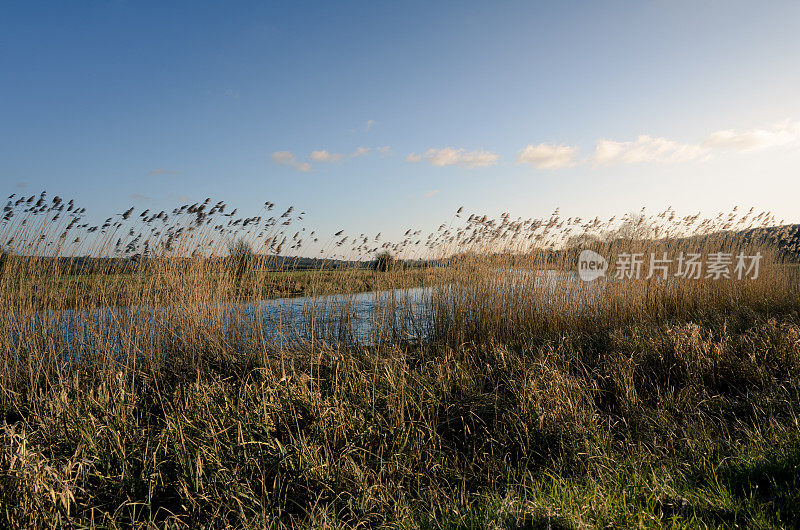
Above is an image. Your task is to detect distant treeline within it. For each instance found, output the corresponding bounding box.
[0,253,439,276]
[0,255,362,275]
[3,224,798,276]
[739,224,800,260]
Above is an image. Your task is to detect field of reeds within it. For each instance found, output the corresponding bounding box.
[2,192,800,528]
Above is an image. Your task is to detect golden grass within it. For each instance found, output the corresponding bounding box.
[1,191,799,527]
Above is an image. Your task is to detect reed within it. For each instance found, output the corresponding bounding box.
[1,191,799,527]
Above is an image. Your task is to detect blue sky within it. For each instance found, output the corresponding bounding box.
[3,1,800,249]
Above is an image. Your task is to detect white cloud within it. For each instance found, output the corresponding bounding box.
[592,121,800,167]
[271,151,295,164]
[310,150,344,162]
[272,146,373,171]
[271,120,800,174]
[702,120,800,152]
[365,119,375,131]
[407,147,499,168]
[516,143,578,169]
[424,189,440,198]
[271,151,312,172]
[592,135,708,166]
[309,147,369,162]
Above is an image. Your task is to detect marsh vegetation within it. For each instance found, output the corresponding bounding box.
[1,192,799,528]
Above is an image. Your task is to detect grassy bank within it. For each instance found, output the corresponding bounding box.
[4,267,439,310]
[2,307,799,527]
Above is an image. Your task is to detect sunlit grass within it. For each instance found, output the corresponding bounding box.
[1,191,799,527]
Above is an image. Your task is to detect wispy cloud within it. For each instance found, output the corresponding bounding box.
[271,151,311,172]
[271,151,296,165]
[225,88,239,99]
[310,150,345,162]
[129,193,152,202]
[592,135,707,166]
[701,121,800,152]
[592,121,800,166]
[516,143,578,169]
[309,146,370,163]
[351,146,370,157]
[272,120,800,175]
[407,147,499,168]
[273,146,371,171]
[365,119,375,131]
[424,189,440,199]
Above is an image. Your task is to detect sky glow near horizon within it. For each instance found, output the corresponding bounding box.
[2,1,800,256]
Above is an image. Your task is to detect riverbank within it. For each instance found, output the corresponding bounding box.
[1,266,442,311]
[2,305,799,528]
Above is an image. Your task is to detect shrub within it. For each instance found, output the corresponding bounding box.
[373,251,402,272]
[228,238,254,281]
[0,248,9,274]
